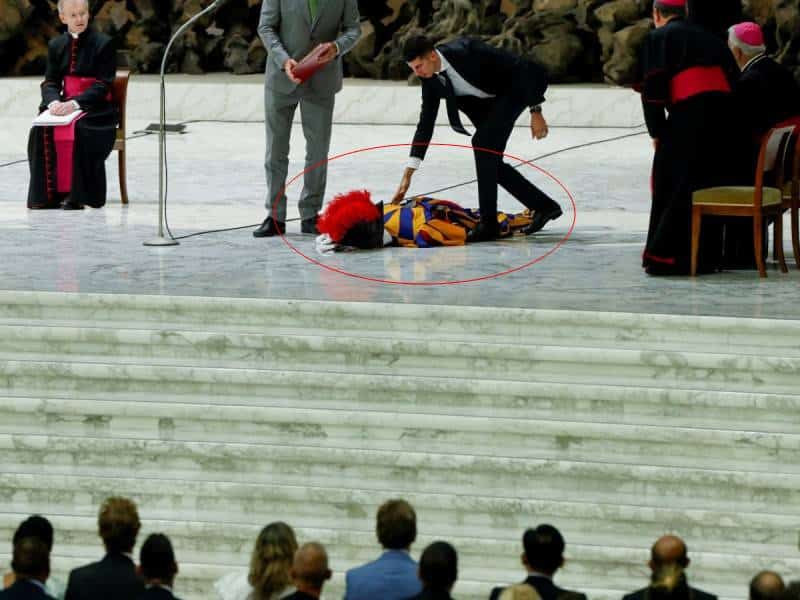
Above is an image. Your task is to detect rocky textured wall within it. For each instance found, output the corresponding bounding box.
[1,0,798,85]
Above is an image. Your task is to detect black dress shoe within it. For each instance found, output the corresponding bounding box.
[29,203,61,210]
[523,205,562,235]
[253,216,285,238]
[301,216,318,234]
[467,221,499,243]
[61,196,84,210]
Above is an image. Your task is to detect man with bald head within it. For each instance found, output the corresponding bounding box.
[622,535,717,600]
[283,542,332,600]
[750,571,785,600]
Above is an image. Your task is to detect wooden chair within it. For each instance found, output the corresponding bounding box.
[690,123,797,277]
[777,119,800,268]
[111,70,130,204]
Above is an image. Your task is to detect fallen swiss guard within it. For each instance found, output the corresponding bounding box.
[314,190,534,252]
[27,0,118,210]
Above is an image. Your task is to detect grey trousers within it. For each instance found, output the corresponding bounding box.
[263,85,335,223]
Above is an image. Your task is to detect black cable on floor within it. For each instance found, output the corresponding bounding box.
[160,124,648,241]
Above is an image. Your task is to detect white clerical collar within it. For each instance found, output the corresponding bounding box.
[69,31,80,39]
[742,53,766,72]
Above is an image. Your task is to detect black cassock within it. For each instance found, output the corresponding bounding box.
[27,29,118,209]
[722,55,800,267]
[637,17,749,275]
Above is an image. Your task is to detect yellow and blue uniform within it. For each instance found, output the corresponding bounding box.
[383,197,532,248]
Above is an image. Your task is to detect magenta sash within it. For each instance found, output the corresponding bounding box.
[52,76,110,193]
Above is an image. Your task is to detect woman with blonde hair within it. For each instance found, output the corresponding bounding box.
[214,522,298,600]
[499,583,543,600]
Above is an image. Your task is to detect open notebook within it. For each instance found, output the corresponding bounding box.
[32,109,84,127]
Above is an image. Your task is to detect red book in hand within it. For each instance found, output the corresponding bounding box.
[293,44,329,83]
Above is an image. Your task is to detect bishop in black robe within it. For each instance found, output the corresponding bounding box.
[27,28,118,209]
[637,1,749,275]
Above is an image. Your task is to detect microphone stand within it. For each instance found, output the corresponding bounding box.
[144,0,226,247]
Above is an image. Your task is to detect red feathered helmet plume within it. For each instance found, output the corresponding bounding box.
[317,190,385,249]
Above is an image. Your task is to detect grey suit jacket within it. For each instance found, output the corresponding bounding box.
[258,0,360,97]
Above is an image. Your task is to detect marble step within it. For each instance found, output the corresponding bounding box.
[1,291,799,355]
[2,400,800,473]
[2,328,800,395]
[2,363,800,433]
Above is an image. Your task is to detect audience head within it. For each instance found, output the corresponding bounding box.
[418,541,458,592]
[649,535,689,571]
[728,22,767,68]
[10,537,50,583]
[403,35,440,79]
[499,583,542,600]
[750,571,785,600]
[521,525,565,576]
[98,496,141,555]
[57,0,90,35]
[376,499,417,550]
[248,522,298,600]
[13,516,54,552]
[289,542,331,597]
[139,533,178,587]
[652,0,686,27]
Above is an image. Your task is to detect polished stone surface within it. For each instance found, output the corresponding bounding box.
[1,87,799,318]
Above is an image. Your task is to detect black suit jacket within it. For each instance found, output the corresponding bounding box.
[135,586,181,600]
[490,575,587,600]
[411,37,548,160]
[281,593,319,600]
[64,553,145,600]
[622,585,717,600]
[0,580,55,600]
[407,589,454,600]
[734,55,800,142]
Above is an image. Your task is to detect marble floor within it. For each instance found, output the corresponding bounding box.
[1,116,799,319]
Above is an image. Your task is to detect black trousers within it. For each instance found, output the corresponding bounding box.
[460,94,560,228]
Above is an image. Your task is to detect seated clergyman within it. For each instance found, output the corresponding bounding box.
[27,0,118,210]
[315,190,535,252]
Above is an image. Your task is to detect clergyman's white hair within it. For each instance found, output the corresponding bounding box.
[728,26,766,57]
[58,0,89,14]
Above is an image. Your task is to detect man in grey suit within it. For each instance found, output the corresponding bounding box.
[253,0,361,237]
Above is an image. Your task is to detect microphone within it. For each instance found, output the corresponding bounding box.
[144,0,229,246]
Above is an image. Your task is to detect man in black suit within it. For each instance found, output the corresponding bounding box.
[490,525,586,600]
[282,542,332,600]
[622,535,716,600]
[64,497,145,600]
[0,538,55,600]
[136,534,180,600]
[393,35,563,242]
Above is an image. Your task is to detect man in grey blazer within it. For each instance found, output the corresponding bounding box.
[254,0,360,237]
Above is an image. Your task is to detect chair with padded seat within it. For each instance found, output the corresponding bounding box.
[690,123,798,277]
